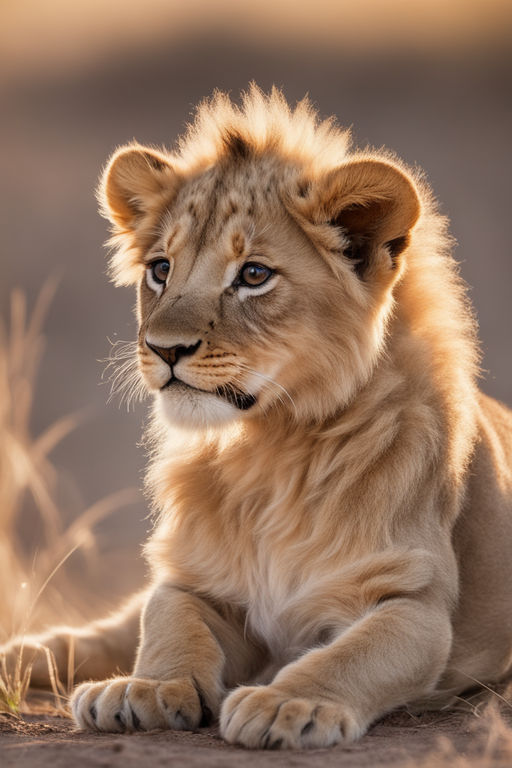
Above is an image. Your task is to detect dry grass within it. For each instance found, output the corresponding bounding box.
[407,703,512,767]
[0,654,33,716]
[0,284,137,713]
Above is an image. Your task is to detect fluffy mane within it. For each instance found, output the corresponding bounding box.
[175,84,351,173]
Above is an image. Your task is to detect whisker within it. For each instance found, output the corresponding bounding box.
[220,367,292,417]
[101,339,146,411]
[229,368,288,411]
[237,363,298,416]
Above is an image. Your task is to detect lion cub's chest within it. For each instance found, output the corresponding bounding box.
[228,538,332,657]
[162,444,370,657]
[174,503,353,658]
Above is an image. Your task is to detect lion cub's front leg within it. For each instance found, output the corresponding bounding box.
[71,583,254,732]
[221,597,453,749]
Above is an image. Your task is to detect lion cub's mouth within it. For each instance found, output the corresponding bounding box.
[215,387,257,411]
[163,378,257,411]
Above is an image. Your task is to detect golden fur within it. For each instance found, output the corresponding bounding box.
[3,86,512,749]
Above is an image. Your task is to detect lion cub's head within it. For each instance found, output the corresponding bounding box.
[100,87,420,427]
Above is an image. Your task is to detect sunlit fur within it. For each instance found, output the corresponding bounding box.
[4,86,512,750]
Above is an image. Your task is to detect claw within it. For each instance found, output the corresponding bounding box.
[268,738,283,750]
[301,719,315,735]
[174,710,191,730]
[130,706,142,730]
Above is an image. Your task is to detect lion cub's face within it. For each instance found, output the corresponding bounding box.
[101,138,420,427]
[136,161,346,427]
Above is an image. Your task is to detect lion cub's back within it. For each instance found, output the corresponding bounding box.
[442,392,512,695]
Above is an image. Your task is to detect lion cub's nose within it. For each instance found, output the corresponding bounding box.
[146,339,201,367]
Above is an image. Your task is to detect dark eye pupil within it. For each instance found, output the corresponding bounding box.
[152,260,170,284]
[241,263,272,286]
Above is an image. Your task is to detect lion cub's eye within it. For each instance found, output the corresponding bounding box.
[238,263,273,287]
[149,259,170,285]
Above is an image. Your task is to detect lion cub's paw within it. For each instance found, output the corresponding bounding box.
[71,676,208,733]
[220,684,361,749]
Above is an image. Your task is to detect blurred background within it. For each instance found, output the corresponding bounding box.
[1,0,511,635]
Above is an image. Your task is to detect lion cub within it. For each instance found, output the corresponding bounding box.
[4,86,512,749]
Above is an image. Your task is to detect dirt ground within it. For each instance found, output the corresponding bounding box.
[2,707,512,768]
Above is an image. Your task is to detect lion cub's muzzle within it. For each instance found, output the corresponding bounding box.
[145,338,257,411]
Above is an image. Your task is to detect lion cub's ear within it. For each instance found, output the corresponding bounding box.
[295,159,420,279]
[99,145,180,230]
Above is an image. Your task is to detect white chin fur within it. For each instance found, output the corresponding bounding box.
[156,385,240,428]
